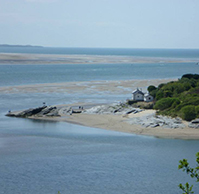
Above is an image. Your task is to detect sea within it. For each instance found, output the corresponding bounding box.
[0,47,199,194]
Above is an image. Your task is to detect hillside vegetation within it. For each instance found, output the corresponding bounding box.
[148,74,199,121]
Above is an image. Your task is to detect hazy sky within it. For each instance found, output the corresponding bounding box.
[0,0,199,48]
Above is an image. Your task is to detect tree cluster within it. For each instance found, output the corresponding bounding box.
[148,74,199,121]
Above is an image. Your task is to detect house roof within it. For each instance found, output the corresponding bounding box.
[144,93,152,97]
[132,88,144,95]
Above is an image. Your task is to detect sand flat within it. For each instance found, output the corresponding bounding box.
[0,53,198,64]
[0,78,176,94]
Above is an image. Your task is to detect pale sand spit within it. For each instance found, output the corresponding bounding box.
[0,53,198,64]
[30,109,199,140]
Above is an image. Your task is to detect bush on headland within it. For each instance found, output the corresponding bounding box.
[149,74,199,121]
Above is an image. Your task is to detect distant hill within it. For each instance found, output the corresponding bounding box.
[0,44,43,48]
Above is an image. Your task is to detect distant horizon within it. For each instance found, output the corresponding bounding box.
[0,44,199,50]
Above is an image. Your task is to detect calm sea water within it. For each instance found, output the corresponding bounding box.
[0,63,199,87]
[0,46,199,59]
[0,48,199,194]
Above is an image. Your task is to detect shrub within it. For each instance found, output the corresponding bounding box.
[163,89,173,98]
[180,105,196,121]
[195,105,199,116]
[154,97,180,111]
[182,74,199,80]
[173,83,185,94]
[158,83,165,89]
[155,90,164,100]
[150,89,158,98]
[147,85,157,93]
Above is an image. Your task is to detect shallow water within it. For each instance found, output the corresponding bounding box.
[1,46,199,59]
[0,63,198,86]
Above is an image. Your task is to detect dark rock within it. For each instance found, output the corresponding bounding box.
[5,112,16,117]
[72,109,82,114]
[190,119,199,124]
[188,119,199,128]
[6,106,48,117]
[125,109,136,114]
[36,106,57,116]
[150,123,160,128]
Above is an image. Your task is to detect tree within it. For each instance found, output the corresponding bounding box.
[180,105,196,121]
[147,85,157,93]
[154,97,180,111]
[178,152,199,194]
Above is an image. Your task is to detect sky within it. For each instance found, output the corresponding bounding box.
[0,0,199,49]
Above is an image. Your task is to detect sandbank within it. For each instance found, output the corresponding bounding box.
[0,78,176,94]
[0,53,198,64]
[30,108,199,140]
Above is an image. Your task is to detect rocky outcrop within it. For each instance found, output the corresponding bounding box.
[188,119,199,128]
[84,103,142,115]
[6,106,60,118]
[36,106,60,117]
[126,114,185,129]
[6,102,195,130]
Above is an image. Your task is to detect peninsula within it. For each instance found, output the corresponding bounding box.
[6,74,199,140]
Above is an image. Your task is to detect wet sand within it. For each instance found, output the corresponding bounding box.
[0,78,176,94]
[0,53,198,64]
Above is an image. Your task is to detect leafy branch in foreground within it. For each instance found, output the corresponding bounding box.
[178,152,199,194]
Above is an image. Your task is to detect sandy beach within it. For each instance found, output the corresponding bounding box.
[0,53,198,64]
[28,106,199,140]
[7,98,199,140]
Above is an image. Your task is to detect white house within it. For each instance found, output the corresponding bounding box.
[144,93,154,102]
[132,88,153,102]
[132,88,144,101]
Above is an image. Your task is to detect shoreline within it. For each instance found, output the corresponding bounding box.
[30,110,199,140]
[0,53,198,64]
[3,76,199,140]
[7,103,199,140]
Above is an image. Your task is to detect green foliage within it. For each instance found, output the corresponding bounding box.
[147,85,157,93]
[152,74,199,121]
[158,83,166,89]
[155,90,164,100]
[150,89,158,98]
[182,74,199,80]
[154,97,180,111]
[179,183,194,194]
[180,105,197,121]
[178,152,199,194]
[195,105,199,116]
